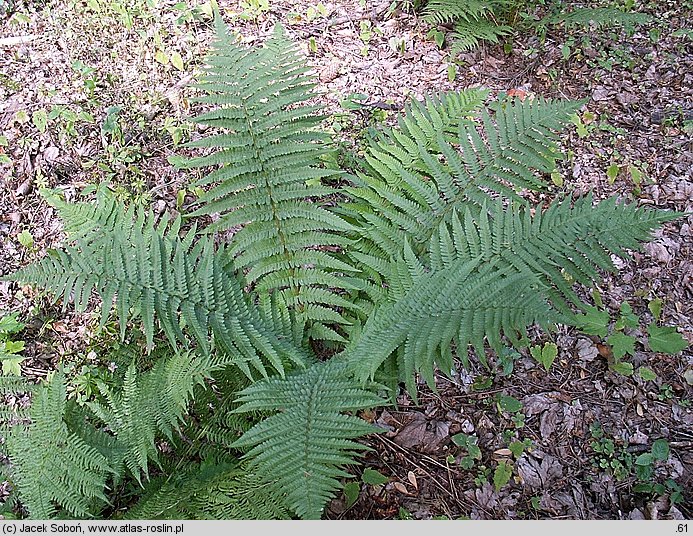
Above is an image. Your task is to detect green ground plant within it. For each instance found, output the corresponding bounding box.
[0,16,687,520]
[418,0,650,54]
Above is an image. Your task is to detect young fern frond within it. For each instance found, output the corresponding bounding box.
[422,0,506,25]
[344,96,582,274]
[422,0,513,51]
[232,361,384,520]
[449,18,512,53]
[178,20,358,340]
[3,192,307,379]
[6,373,113,519]
[0,377,32,439]
[124,462,290,520]
[87,351,211,480]
[547,7,650,30]
[391,88,489,147]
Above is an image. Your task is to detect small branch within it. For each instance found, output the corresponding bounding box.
[0,35,38,46]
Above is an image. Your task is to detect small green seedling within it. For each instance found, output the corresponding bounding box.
[17,229,34,249]
[508,438,533,458]
[32,109,48,133]
[452,433,482,469]
[576,306,609,337]
[493,460,513,492]
[530,342,557,371]
[496,394,524,428]
[647,324,687,354]
[0,313,26,376]
[343,481,360,508]
[648,298,663,320]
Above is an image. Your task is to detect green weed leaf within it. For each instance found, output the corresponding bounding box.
[611,362,634,376]
[615,302,639,329]
[361,469,388,486]
[651,439,669,461]
[635,452,653,466]
[576,307,610,337]
[343,482,360,508]
[497,395,522,414]
[647,324,687,354]
[648,298,663,320]
[493,461,512,492]
[32,109,48,133]
[638,367,657,381]
[607,332,636,360]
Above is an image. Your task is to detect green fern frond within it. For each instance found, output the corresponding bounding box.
[125,462,290,520]
[441,197,682,315]
[232,361,383,519]
[394,88,489,147]
[549,7,650,29]
[7,373,113,519]
[0,376,33,455]
[344,194,679,390]
[178,21,359,337]
[423,0,507,25]
[3,192,307,379]
[344,241,559,389]
[86,351,210,480]
[344,95,582,271]
[450,18,512,53]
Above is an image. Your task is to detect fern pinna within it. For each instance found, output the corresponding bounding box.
[1,18,683,520]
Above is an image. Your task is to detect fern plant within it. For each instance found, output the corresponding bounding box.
[0,17,683,521]
[423,0,512,52]
[420,0,650,53]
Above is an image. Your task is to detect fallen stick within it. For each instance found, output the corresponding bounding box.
[0,34,38,46]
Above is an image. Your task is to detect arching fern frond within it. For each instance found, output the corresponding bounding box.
[438,196,682,315]
[344,242,559,391]
[0,376,33,449]
[87,351,211,480]
[422,0,506,25]
[3,192,307,379]
[6,373,113,519]
[178,21,358,339]
[450,18,512,53]
[392,88,489,147]
[422,0,513,51]
[344,195,679,391]
[232,361,384,519]
[124,461,290,520]
[547,7,650,30]
[344,95,582,272]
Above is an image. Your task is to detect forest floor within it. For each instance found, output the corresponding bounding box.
[0,0,691,521]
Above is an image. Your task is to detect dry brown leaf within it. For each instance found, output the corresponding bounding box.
[393,482,409,495]
[407,471,417,490]
[539,407,561,439]
[517,453,563,489]
[392,412,449,453]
